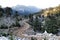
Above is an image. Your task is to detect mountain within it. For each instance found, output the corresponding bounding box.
[43,5,60,16]
[36,5,60,17]
[12,5,41,15]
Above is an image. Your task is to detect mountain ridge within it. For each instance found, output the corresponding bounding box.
[12,5,41,15]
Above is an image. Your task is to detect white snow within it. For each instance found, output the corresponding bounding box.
[0,36,9,40]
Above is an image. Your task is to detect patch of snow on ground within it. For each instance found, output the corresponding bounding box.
[0,36,9,40]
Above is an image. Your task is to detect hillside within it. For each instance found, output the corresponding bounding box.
[42,5,60,17]
[33,5,60,17]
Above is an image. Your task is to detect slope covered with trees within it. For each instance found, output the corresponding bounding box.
[28,5,60,35]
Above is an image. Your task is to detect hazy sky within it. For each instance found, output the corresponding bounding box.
[0,0,60,9]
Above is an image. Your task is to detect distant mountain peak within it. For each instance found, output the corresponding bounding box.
[12,5,41,15]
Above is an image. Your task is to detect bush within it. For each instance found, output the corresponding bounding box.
[15,21,21,27]
[0,25,8,29]
[31,37,37,40]
[45,15,59,34]
[2,33,9,37]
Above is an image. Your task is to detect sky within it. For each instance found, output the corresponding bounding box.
[0,0,60,9]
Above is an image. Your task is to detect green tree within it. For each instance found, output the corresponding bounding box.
[29,14,33,22]
[0,6,4,17]
[5,7,12,16]
[15,11,19,17]
[33,16,42,32]
[10,33,13,40]
[14,11,20,21]
[15,21,21,27]
[31,37,37,40]
[45,15,59,34]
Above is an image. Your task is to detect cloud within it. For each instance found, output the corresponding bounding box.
[0,0,60,8]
